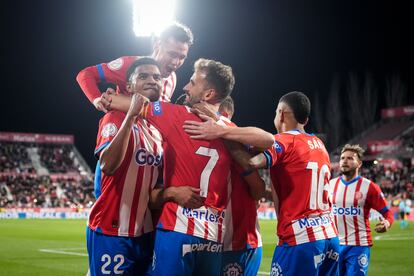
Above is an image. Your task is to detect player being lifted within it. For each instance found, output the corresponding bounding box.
[102,58,273,275]
[184,91,340,275]
[330,144,394,275]
[76,21,193,112]
[87,57,203,276]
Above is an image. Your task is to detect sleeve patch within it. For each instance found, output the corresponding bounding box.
[273,141,283,153]
[101,123,118,138]
[152,101,163,116]
[107,58,124,71]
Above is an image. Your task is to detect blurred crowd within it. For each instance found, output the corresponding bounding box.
[0,175,94,208]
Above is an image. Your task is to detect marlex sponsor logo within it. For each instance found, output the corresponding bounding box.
[298,215,332,228]
[182,207,225,223]
[332,205,361,216]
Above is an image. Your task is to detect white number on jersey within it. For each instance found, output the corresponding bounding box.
[306,161,331,210]
[196,147,219,197]
[101,254,125,275]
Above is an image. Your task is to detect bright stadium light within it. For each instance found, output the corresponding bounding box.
[132,0,176,37]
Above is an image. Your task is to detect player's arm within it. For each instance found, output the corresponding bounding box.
[102,92,133,114]
[369,184,394,233]
[76,65,112,112]
[149,186,205,209]
[99,94,148,175]
[225,140,268,171]
[183,115,275,149]
[241,170,266,200]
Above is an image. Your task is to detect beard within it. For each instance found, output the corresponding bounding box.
[340,167,357,178]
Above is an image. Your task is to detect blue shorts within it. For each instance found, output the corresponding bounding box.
[149,229,222,276]
[338,245,370,276]
[86,227,153,276]
[222,247,262,276]
[271,237,339,276]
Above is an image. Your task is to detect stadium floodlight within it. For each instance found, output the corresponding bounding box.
[132,0,176,37]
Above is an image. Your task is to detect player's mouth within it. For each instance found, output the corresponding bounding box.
[143,87,159,92]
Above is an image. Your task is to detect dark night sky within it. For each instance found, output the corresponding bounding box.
[1,0,412,169]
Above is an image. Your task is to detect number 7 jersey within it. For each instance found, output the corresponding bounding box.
[142,101,232,243]
[264,130,338,246]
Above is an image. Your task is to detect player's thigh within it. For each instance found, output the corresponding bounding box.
[343,246,370,276]
[149,229,194,276]
[271,243,317,275]
[271,240,336,276]
[194,248,222,276]
[244,247,262,276]
[87,228,145,276]
[318,238,340,276]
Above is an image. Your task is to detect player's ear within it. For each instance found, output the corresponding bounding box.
[357,159,363,169]
[126,82,132,93]
[203,88,216,101]
[280,110,285,123]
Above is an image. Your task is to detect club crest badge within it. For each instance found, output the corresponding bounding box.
[101,123,118,138]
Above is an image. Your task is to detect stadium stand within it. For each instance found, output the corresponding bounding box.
[0,132,94,208]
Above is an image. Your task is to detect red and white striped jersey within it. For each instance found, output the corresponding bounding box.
[88,111,163,237]
[142,102,232,243]
[76,56,176,103]
[330,176,394,246]
[264,130,338,246]
[223,163,262,251]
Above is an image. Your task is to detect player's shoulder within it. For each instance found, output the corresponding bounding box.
[100,110,125,124]
[106,56,140,71]
[364,177,381,191]
[275,130,298,145]
[329,176,340,184]
[148,101,191,116]
[217,116,235,127]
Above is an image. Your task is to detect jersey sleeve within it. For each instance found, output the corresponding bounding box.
[94,112,125,159]
[141,101,175,136]
[263,134,292,168]
[76,56,137,103]
[367,182,394,225]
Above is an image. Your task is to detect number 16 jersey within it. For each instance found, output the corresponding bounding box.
[264,130,338,246]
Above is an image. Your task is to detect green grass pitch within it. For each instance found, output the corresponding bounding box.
[0,219,413,275]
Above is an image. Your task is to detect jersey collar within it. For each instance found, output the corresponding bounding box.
[340,175,361,186]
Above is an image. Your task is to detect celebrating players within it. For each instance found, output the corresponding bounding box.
[76,21,193,112]
[87,57,202,275]
[103,58,274,275]
[184,91,340,275]
[330,144,394,275]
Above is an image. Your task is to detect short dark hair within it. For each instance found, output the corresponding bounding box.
[157,21,194,46]
[126,57,160,82]
[219,96,235,118]
[194,58,235,102]
[279,91,310,124]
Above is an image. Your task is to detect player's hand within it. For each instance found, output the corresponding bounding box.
[127,93,149,118]
[93,96,111,113]
[171,186,205,209]
[94,88,115,112]
[183,116,225,140]
[374,219,390,233]
[191,102,220,122]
